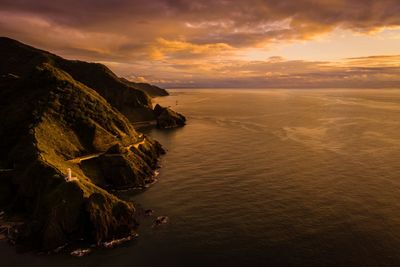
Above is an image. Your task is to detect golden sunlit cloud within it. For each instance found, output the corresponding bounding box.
[0,0,399,88]
[150,38,233,60]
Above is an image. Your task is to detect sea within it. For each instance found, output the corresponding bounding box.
[1,89,400,266]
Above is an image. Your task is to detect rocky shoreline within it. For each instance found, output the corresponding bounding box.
[0,203,169,257]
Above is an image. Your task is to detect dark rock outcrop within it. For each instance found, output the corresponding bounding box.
[154,104,186,128]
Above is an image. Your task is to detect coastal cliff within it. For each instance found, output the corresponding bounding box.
[0,37,172,251]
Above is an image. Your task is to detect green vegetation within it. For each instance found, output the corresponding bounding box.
[0,37,166,250]
[0,36,165,123]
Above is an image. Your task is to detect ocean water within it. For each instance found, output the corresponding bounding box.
[2,89,400,266]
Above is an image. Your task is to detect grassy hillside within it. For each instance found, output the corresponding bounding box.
[0,38,165,250]
[0,37,161,122]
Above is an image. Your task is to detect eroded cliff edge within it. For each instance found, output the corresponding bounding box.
[0,37,180,251]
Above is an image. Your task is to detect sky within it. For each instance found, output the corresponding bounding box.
[0,0,399,88]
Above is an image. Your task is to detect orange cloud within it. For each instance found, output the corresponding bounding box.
[150,38,233,60]
[2,0,399,53]
[0,0,399,88]
[106,55,400,88]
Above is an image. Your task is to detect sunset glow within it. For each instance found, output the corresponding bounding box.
[1,0,399,88]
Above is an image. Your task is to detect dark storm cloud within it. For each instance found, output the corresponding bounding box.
[1,0,400,48]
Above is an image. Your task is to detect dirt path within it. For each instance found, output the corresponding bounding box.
[67,137,146,164]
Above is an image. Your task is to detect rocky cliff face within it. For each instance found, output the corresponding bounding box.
[154,104,186,128]
[0,37,166,250]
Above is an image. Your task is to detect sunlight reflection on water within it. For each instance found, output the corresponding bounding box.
[2,89,400,267]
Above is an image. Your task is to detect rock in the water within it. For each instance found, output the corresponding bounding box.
[154,104,186,129]
[144,209,154,216]
[153,216,169,227]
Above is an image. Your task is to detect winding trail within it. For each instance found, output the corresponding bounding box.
[67,136,146,164]
[132,120,157,128]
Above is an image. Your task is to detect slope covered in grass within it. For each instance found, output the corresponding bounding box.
[0,37,162,122]
[0,38,165,250]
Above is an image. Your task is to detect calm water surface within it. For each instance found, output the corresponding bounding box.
[2,89,400,266]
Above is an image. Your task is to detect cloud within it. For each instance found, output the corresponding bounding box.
[0,0,399,88]
[150,38,233,60]
[1,0,399,51]
[108,55,400,88]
